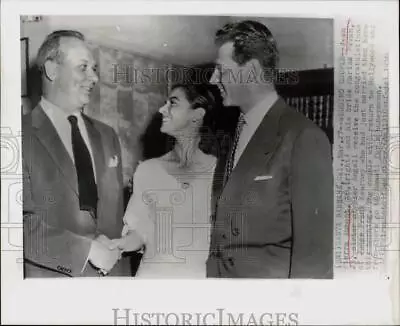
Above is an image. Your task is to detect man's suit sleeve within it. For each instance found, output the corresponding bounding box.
[290,128,334,278]
[108,128,132,276]
[23,155,92,277]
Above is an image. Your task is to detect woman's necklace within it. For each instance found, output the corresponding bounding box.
[162,150,215,190]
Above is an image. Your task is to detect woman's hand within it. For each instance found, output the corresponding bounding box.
[110,230,144,253]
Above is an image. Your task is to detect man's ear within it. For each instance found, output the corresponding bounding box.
[43,60,58,81]
[245,58,263,84]
[246,58,263,74]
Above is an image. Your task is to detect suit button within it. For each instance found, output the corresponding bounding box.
[232,228,240,236]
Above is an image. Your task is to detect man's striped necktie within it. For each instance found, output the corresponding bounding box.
[224,113,246,185]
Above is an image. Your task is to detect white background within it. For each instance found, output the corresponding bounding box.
[1,1,399,325]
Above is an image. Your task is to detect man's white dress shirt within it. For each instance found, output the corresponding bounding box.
[40,97,97,182]
[233,91,279,167]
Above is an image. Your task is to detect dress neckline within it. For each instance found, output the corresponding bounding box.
[156,152,216,189]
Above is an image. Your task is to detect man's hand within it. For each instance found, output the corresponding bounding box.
[88,234,121,274]
[109,230,144,253]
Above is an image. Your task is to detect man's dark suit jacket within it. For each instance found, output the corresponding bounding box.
[22,104,130,277]
[207,98,333,278]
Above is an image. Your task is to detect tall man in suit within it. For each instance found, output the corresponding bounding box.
[23,30,130,277]
[208,20,333,278]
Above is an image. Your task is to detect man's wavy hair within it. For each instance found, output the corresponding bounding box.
[215,20,279,76]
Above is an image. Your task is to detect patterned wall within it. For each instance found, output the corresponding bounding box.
[85,43,170,185]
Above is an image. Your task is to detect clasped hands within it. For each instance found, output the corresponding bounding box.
[88,230,144,275]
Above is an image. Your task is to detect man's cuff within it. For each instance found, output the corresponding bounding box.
[81,239,94,273]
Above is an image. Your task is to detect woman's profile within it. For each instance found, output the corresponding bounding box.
[112,83,221,278]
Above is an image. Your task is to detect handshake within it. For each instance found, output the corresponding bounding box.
[88,230,145,275]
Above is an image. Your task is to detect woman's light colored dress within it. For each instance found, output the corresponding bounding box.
[122,155,216,278]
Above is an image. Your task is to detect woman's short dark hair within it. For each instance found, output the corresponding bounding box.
[166,83,223,156]
[140,83,223,159]
[171,83,222,132]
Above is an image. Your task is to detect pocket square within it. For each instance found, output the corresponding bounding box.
[108,155,119,168]
[254,175,273,181]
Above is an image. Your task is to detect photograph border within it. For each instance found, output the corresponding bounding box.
[20,37,29,98]
[1,1,399,325]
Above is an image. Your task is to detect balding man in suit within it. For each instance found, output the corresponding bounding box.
[23,30,130,277]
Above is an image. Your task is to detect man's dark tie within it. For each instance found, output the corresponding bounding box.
[68,115,98,217]
[223,113,246,186]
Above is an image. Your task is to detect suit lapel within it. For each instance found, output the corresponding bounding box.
[211,146,229,214]
[82,114,106,185]
[221,98,287,196]
[31,105,79,195]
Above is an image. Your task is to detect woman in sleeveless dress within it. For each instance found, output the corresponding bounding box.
[111,83,221,278]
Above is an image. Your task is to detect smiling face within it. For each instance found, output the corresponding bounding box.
[51,37,98,112]
[210,41,252,108]
[158,87,203,137]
